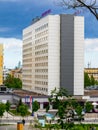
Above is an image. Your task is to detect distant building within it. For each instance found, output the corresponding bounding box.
[84,68,98,81]
[0,44,3,85]
[22,14,84,96]
[10,68,22,80]
[3,67,10,81]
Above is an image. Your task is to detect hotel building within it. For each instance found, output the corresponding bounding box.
[22,14,84,96]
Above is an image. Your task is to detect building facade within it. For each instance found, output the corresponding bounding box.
[0,44,3,85]
[84,68,98,81]
[10,68,22,80]
[3,68,10,81]
[22,14,84,96]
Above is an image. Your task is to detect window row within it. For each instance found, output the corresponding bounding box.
[35,30,48,38]
[23,43,32,48]
[35,62,48,67]
[23,64,32,67]
[35,49,48,55]
[35,23,48,32]
[23,70,32,73]
[35,69,48,73]
[22,80,32,83]
[23,85,31,88]
[35,81,48,85]
[35,56,48,61]
[23,48,32,53]
[35,75,48,79]
[23,59,32,62]
[35,43,48,50]
[23,32,32,38]
[35,36,48,44]
[23,37,32,43]
[23,53,32,57]
[35,87,48,92]
[22,75,32,78]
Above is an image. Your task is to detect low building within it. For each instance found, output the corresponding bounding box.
[3,68,11,81]
[0,89,49,110]
[10,68,22,80]
[84,68,98,81]
[0,89,98,112]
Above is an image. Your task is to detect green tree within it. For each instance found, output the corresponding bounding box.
[19,104,28,117]
[5,101,10,112]
[0,103,5,117]
[17,99,23,112]
[95,80,98,85]
[84,72,91,87]
[47,88,75,129]
[90,75,95,86]
[85,102,93,113]
[75,105,83,121]
[4,74,22,89]
[47,88,85,129]
[5,101,10,118]
[32,101,40,112]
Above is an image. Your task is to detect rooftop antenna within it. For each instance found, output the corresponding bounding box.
[88,62,91,68]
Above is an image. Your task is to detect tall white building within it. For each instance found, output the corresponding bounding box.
[22,14,84,96]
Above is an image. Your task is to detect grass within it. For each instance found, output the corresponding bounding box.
[44,124,98,130]
[9,109,31,116]
[71,124,98,130]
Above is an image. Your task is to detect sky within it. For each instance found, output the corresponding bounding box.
[0,0,98,68]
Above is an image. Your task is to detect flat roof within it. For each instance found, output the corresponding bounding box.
[12,89,98,98]
[84,90,98,96]
[13,89,49,98]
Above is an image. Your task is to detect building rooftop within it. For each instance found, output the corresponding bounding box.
[85,68,98,69]
[84,90,98,96]
[13,89,48,98]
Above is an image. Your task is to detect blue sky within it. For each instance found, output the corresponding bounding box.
[0,0,98,68]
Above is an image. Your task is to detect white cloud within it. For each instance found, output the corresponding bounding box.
[0,27,12,32]
[85,38,98,52]
[0,37,22,68]
[0,37,22,50]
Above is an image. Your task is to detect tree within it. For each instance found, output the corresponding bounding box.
[47,88,84,129]
[19,104,28,117]
[57,0,98,20]
[85,102,93,113]
[75,105,83,121]
[90,75,95,86]
[5,101,10,112]
[4,74,22,89]
[84,72,91,87]
[32,101,40,112]
[5,101,10,118]
[17,99,23,112]
[0,103,5,117]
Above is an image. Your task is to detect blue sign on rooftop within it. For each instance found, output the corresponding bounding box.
[41,9,51,17]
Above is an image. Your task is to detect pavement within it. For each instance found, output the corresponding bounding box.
[0,111,34,124]
[0,125,33,130]
[2,111,98,130]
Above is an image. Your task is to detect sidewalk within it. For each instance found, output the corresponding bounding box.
[0,111,34,125]
[0,125,33,130]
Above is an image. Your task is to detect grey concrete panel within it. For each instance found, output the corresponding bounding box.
[60,14,74,95]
